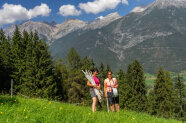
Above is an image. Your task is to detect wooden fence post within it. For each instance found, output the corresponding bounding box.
[11,79,13,98]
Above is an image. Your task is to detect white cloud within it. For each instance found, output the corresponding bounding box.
[59,5,81,16]
[28,3,51,19]
[79,0,129,14]
[0,3,51,26]
[96,16,104,20]
[122,0,129,5]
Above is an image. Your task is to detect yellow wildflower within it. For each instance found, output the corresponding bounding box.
[24,109,26,112]
[88,113,91,116]
[43,106,47,109]
[25,116,28,119]
[49,101,51,105]
[0,112,3,114]
[132,117,135,120]
[60,106,63,110]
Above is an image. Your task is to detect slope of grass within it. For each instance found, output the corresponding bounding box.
[0,95,179,123]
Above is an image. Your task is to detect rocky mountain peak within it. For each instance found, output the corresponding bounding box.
[151,0,186,8]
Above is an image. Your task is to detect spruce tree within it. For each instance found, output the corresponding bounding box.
[0,30,13,90]
[98,62,106,83]
[66,47,81,70]
[0,29,13,91]
[116,69,126,108]
[66,48,87,103]
[154,68,174,117]
[174,75,185,120]
[106,64,111,72]
[127,60,147,112]
[53,59,68,100]
[34,37,58,99]
[147,89,156,115]
[123,63,134,110]
[11,26,24,92]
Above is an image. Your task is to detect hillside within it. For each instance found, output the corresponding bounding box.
[0,95,178,123]
[3,0,186,73]
[50,0,186,73]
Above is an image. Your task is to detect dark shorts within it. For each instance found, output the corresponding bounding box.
[107,92,119,105]
[90,88,96,98]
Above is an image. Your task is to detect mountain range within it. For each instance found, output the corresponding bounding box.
[4,0,186,73]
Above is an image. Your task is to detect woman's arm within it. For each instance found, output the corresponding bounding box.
[97,84,101,90]
[104,81,107,98]
[87,81,97,88]
[114,79,119,88]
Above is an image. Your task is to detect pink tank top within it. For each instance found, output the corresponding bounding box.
[93,76,99,86]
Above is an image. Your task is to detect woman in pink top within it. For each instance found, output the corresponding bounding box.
[87,68,101,112]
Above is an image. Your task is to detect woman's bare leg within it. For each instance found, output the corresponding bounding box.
[110,104,115,112]
[115,104,120,112]
[92,97,97,112]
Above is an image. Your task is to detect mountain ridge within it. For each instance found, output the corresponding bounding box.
[3,0,186,73]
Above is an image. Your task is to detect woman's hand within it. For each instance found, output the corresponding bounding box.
[93,85,98,89]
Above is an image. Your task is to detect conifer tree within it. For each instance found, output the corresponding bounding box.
[123,64,134,109]
[147,89,156,115]
[116,69,126,108]
[153,68,174,117]
[126,60,147,112]
[67,47,81,70]
[34,38,58,99]
[1,32,12,91]
[66,48,88,103]
[98,62,106,83]
[11,26,24,92]
[54,59,68,100]
[106,64,111,72]
[0,29,12,91]
[174,75,185,120]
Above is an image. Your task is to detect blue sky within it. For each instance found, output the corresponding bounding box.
[0,0,155,28]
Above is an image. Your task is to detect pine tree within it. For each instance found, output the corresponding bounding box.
[65,48,88,103]
[153,68,174,117]
[67,69,87,103]
[11,26,24,92]
[98,62,106,83]
[13,30,59,99]
[20,30,36,95]
[127,60,147,112]
[53,59,68,100]
[174,75,185,120]
[116,69,126,108]
[34,37,58,99]
[147,89,156,115]
[66,47,81,70]
[122,63,134,110]
[90,58,95,69]
[0,29,12,91]
[106,64,111,72]
[81,56,92,71]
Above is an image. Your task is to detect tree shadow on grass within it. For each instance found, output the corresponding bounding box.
[0,96,19,106]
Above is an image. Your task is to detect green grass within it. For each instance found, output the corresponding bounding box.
[0,95,179,123]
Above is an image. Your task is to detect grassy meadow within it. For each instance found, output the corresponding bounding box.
[0,95,180,123]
